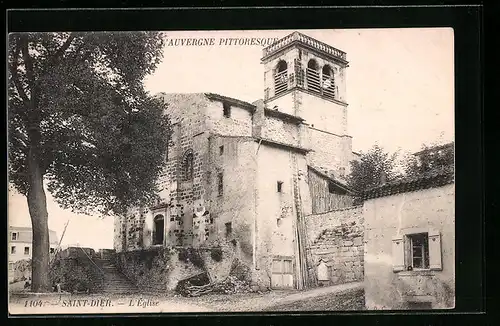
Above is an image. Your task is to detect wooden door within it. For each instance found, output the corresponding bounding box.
[271,257,294,289]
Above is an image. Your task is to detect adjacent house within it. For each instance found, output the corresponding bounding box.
[8,226,59,281]
[362,167,455,309]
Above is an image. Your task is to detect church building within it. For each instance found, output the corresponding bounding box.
[113,31,360,290]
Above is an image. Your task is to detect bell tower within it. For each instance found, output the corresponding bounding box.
[261,32,353,176]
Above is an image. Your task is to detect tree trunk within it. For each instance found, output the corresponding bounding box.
[26,147,51,293]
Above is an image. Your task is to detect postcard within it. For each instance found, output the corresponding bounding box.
[8,28,455,314]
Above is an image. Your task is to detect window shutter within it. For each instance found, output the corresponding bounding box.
[392,236,405,272]
[428,230,442,270]
[404,236,412,268]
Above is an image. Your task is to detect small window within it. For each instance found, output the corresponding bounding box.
[11,246,16,254]
[225,222,232,237]
[11,232,17,241]
[277,181,283,193]
[408,233,430,270]
[24,247,30,255]
[183,152,194,180]
[219,146,224,156]
[223,103,231,118]
[217,172,224,196]
[328,181,336,194]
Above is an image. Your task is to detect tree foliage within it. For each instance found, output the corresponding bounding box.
[404,142,454,177]
[8,31,170,291]
[9,32,170,216]
[347,144,400,192]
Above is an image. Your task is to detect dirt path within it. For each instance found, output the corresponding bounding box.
[9,281,364,314]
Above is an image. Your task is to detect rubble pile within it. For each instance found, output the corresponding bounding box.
[179,275,252,297]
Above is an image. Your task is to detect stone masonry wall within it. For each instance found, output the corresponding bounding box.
[261,115,300,147]
[305,206,364,286]
[307,128,352,177]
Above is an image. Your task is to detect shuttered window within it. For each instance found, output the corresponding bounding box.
[392,229,443,272]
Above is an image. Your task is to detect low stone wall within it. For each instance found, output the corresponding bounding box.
[305,206,364,287]
[305,205,363,244]
[115,241,248,292]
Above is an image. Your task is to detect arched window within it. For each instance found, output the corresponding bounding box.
[182,151,194,180]
[307,59,319,70]
[152,214,164,245]
[276,60,288,73]
[306,59,320,93]
[274,60,288,96]
[321,65,336,99]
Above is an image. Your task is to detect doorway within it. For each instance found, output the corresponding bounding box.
[153,214,165,245]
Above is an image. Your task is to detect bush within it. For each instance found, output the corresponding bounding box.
[229,258,251,281]
[178,248,204,269]
[49,257,103,293]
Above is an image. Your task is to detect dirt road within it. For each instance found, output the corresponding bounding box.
[9,281,364,314]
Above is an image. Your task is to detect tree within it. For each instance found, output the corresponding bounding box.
[8,32,171,292]
[404,142,454,177]
[347,144,400,192]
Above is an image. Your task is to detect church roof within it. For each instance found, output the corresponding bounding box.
[307,164,357,195]
[264,107,305,124]
[255,137,311,154]
[205,93,305,124]
[205,93,256,113]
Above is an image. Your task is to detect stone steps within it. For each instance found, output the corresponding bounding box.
[93,258,138,294]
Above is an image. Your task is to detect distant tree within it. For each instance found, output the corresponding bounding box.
[8,32,170,292]
[404,142,454,177]
[347,144,400,192]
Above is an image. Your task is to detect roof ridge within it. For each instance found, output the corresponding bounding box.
[363,167,454,200]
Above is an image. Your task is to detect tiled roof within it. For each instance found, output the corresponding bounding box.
[204,93,305,123]
[255,137,311,154]
[362,167,454,200]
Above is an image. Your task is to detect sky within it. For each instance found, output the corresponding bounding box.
[8,28,454,250]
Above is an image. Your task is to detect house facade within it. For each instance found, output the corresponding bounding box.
[363,169,455,309]
[8,226,59,280]
[113,32,361,290]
